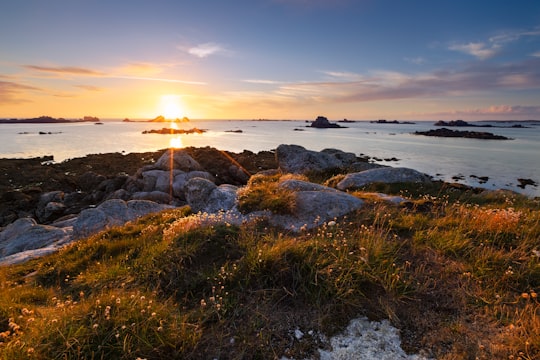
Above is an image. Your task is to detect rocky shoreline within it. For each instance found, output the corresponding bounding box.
[1,145,435,265]
[0,144,536,266]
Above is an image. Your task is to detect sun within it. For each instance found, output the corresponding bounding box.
[159,95,185,120]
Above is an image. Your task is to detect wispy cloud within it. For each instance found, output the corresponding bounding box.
[532,51,540,58]
[187,42,231,58]
[243,79,287,85]
[245,58,540,106]
[448,42,499,60]
[112,75,206,85]
[23,65,105,76]
[321,71,365,81]
[74,84,103,92]
[0,80,41,104]
[404,57,426,65]
[449,27,540,60]
[424,104,540,118]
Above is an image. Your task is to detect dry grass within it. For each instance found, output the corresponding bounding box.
[0,180,539,359]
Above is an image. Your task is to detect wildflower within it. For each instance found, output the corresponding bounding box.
[151,312,157,317]
[116,297,121,304]
[530,291,538,299]
[521,293,530,299]
[92,323,99,329]
[327,220,336,227]
[157,326,163,332]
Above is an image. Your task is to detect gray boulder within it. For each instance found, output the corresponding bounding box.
[36,191,66,222]
[153,149,204,172]
[0,218,72,257]
[336,167,432,191]
[267,179,364,230]
[278,179,340,193]
[276,144,357,174]
[172,171,215,199]
[73,199,171,238]
[185,178,238,213]
[131,191,172,203]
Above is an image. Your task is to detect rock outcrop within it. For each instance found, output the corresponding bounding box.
[0,146,423,265]
[414,128,511,140]
[335,167,432,191]
[268,179,364,230]
[309,116,345,128]
[276,144,371,174]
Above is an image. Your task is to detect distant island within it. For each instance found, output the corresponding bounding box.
[142,127,205,135]
[122,115,190,123]
[414,127,511,140]
[309,116,346,128]
[435,120,528,128]
[370,119,416,124]
[0,116,100,124]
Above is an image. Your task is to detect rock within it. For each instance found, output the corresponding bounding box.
[36,191,66,222]
[153,149,204,172]
[336,167,432,191]
[131,191,172,203]
[36,201,66,223]
[78,171,107,191]
[204,184,239,213]
[278,179,340,192]
[73,199,171,238]
[0,218,72,257]
[185,178,239,214]
[126,200,172,219]
[434,120,472,127]
[172,171,215,199]
[310,116,345,128]
[276,144,357,174]
[414,128,511,140]
[269,185,364,230]
[347,162,385,173]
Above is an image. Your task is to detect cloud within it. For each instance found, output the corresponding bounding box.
[253,57,540,106]
[404,57,426,65]
[23,65,105,76]
[321,71,365,81]
[74,85,103,92]
[425,105,540,118]
[449,27,540,60]
[0,80,41,104]
[243,79,286,85]
[112,75,206,85]
[448,42,499,60]
[532,51,540,58]
[118,62,166,76]
[187,42,230,58]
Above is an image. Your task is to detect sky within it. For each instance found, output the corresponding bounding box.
[1,0,540,120]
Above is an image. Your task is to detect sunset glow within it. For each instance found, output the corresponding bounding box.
[169,137,183,149]
[1,1,540,120]
[160,95,185,120]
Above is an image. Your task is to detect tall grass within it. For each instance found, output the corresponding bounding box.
[0,180,539,359]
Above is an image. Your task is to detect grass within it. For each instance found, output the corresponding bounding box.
[0,175,539,359]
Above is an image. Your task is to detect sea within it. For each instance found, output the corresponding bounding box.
[1,119,539,198]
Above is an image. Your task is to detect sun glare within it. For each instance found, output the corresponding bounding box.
[169,136,183,148]
[160,95,184,120]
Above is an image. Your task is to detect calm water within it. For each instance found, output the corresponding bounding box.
[1,119,539,197]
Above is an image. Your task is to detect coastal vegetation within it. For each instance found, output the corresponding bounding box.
[0,175,539,359]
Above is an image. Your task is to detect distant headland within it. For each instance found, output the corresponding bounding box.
[123,115,190,123]
[0,116,100,124]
